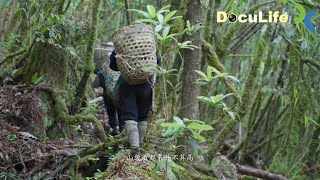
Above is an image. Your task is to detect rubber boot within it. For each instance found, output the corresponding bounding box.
[138,121,147,147]
[124,120,140,157]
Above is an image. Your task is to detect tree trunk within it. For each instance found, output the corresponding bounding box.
[206,31,265,163]
[74,0,102,112]
[15,42,69,88]
[176,0,203,163]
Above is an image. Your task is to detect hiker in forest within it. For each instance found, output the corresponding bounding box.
[109,50,160,156]
[92,69,124,136]
[92,44,124,136]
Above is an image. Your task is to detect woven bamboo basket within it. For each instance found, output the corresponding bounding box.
[93,45,121,106]
[93,43,113,72]
[112,23,157,85]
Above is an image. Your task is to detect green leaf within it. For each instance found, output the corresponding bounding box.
[157,13,164,24]
[183,118,205,124]
[163,127,182,137]
[166,33,179,39]
[155,24,163,32]
[162,26,170,37]
[187,123,213,131]
[147,5,156,17]
[169,159,186,171]
[181,41,191,46]
[196,96,211,103]
[207,65,212,79]
[186,20,191,29]
[305,115,320,129]
[220,93,234,101]
[190,129,205,141]
[195,70,208,80]
[211,95,222,103]
[188,136,203,156]
[153,159,165,173]
[227,111,236,120]
[169,16,183,21]
[173,116,185,126]
[157,5,171,14]
[161,123,185,128]
[208,66,221,75]
[128,9,151,18]
[226,75,239,82]
[163,10,177,24]
[135,19,158,24]
[166,79,174,89]
[167,166,177,180]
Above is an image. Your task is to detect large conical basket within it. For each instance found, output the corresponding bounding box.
[112,23,157,85]
[93,45,121,106]
[93,42,114,73]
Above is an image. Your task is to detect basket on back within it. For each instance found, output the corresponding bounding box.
[93,45,120,106]
[112,23,157,85]
[94,42,114,73]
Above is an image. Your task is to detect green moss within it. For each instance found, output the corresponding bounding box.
[14,41,69,89]
[171,18,184,34]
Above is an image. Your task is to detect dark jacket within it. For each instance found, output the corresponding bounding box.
[110,50,119,71]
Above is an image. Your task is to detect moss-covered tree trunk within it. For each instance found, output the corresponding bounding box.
[74,0,101,112]
[10,1,75,140]
[15,42,69,88]
[175,0,203,164]
[206,30,266,163]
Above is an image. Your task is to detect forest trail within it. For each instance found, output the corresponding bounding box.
[0,85,288,179]
[0,85,150,179]
[0,86,213,179]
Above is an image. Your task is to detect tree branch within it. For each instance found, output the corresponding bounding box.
[236,164,288,180]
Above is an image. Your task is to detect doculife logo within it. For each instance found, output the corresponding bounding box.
[216,11,289,23]
[295,3,320,36]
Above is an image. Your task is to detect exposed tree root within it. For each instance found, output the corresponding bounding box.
[80,137,128,156]
[43,137,128,179]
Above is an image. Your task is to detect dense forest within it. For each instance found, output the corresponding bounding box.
[0,0,319,179]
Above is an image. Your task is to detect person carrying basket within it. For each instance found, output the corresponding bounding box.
[110,23,160,156]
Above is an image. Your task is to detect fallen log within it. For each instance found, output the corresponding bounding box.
[236,164,288,180]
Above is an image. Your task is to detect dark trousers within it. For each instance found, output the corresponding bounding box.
[118,76,152,122]
[103,93,124,131]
